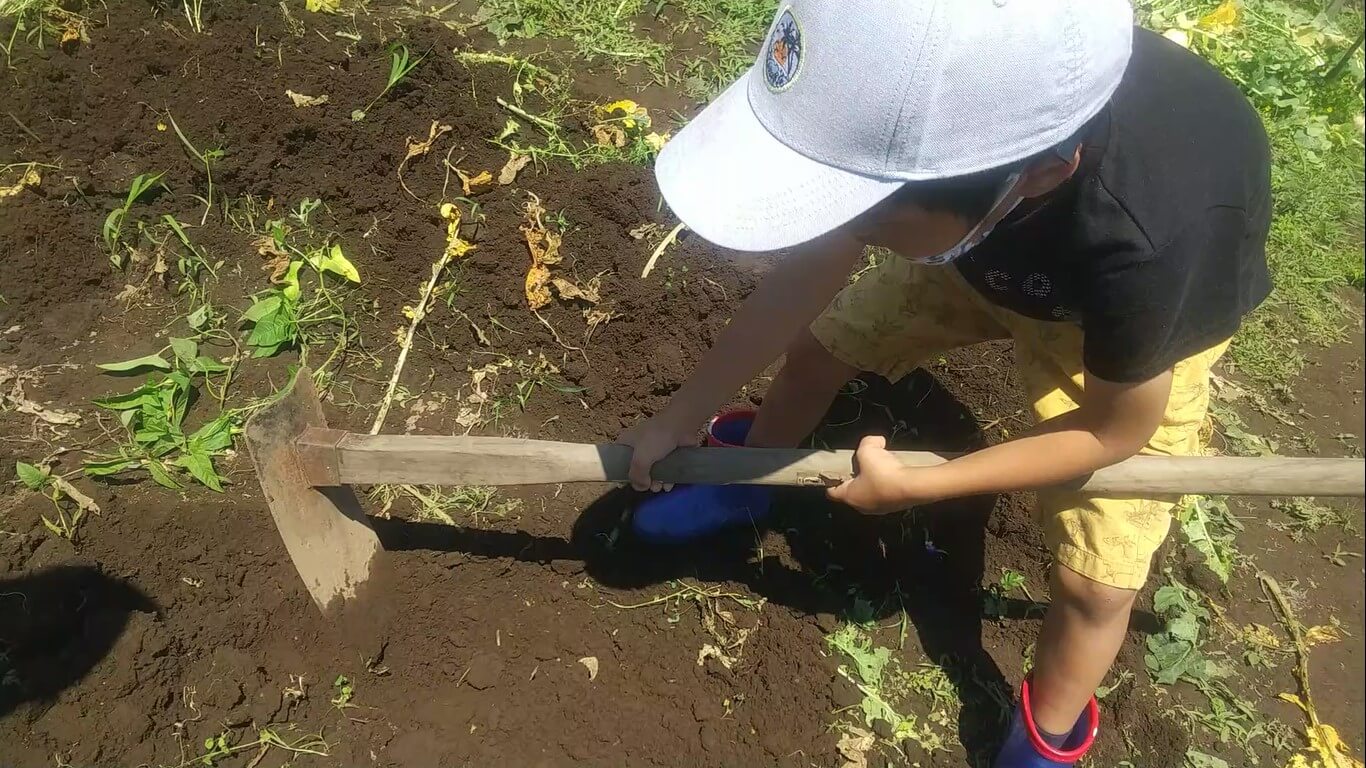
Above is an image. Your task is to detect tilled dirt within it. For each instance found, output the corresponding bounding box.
[0,2,1360,767]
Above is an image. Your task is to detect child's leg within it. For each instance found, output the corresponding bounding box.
[1029,564,1138,735]
[751,254,1009,448]
[1004,322,1232,748]
[746,329,857,448]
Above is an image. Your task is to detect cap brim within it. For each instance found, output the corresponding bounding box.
[655,69,903,253]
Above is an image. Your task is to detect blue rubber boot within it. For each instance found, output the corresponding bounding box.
[631,411,773,543]
[994,678,1098,767]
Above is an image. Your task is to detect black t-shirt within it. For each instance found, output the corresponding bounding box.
[954,27,1273,383]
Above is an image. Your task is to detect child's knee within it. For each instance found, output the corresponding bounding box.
[778,329,855,388]
[1050,563,1138,624]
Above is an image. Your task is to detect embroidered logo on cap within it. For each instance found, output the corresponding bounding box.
[764,9,803,92]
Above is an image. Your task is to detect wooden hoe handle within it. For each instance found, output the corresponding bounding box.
[295,429,1366,498]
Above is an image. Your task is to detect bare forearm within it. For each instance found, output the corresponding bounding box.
[662,234,861,427]
[917,410,1140,500]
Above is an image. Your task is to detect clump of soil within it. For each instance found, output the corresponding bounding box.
[1,2,1196,766]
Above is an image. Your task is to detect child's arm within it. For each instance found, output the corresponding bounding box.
[620,231,864,491]
[829,368,1174,512]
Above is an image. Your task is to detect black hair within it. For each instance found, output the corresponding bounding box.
[885,121,1095,221]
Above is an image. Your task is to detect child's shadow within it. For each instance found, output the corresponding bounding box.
[376,369,1028,761]
[574,370,1019,761]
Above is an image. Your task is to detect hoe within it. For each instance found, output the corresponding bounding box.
[245,369,1365,615]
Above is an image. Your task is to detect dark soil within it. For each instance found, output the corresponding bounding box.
[1,2,1361,767]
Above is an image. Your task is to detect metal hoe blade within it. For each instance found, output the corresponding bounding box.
[244,369,380,614]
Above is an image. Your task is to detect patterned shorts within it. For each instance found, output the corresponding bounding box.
[811,253,1229,590]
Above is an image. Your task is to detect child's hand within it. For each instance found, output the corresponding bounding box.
[617,414,696,492]
[827,435,928,514]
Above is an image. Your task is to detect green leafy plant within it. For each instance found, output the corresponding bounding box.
[1176,496,1244,583]
[235,203,364,369]
[1269,496,1354,540]
[1185,749,1230,768]
[330,674,355,708]
[983,569,1030,619]
[190,727,327,768]
[352,44,425,121]
[94,336,230,376]
[1146,574,1282,760]
[826,623,947,753]
[1146,580,1219,685]
[83,354,238,492]
[103,172,164,268]
[166,112,223,224]
[14,460,99,539]
[241,290,302,358]
[240,244,359,358]
[200,731,231,766]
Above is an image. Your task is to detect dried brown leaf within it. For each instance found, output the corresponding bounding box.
[497,153,532,185]
[285,90,330,107]
[590,123,626,148]
[551,277,599,304]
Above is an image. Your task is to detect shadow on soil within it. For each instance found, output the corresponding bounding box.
[374,368,1159,762]
[0,565,157,719]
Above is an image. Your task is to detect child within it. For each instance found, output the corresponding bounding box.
[619,0,1272,765]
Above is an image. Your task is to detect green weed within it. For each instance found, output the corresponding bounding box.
[238,208,364,368]
[330,674,355,708]
[1145,574,1288,761]
[983,568,1031,619]
[1268,496,1355,540]
[187,726,328,768]
[83,363,238,492]
[14,459,99,540]
[165,113,223,225]
[353,44,425,121]
[668,0,778,97]
[0,0,87,62]
[103,172,164,268]
[826,623,949,753]
[474,0,666,69]
[369,483,521,525]
[471,0,777,99]
[1209,403,1279,456]
[1176,496,1245,583]
[181,0,204,33]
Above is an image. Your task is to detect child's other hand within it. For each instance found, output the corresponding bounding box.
[617,414,695,492]
[827,435,923,514]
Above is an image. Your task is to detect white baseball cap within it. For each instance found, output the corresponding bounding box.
[655,0,1134,252]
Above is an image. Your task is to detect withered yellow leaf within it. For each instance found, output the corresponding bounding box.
[286,90,330,107]
[305,0,340,13]
[526,264,553,310]
[455,168,492,196]
[0,168,40,201]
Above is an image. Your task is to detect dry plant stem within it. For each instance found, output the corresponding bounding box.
[370,250,454,434]
[640,221,686,278]
[533,308,587,365]
[1260,575,1331,733]
[495,97,560,134]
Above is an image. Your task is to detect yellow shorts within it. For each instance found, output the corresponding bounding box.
[811,254,1228,590]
